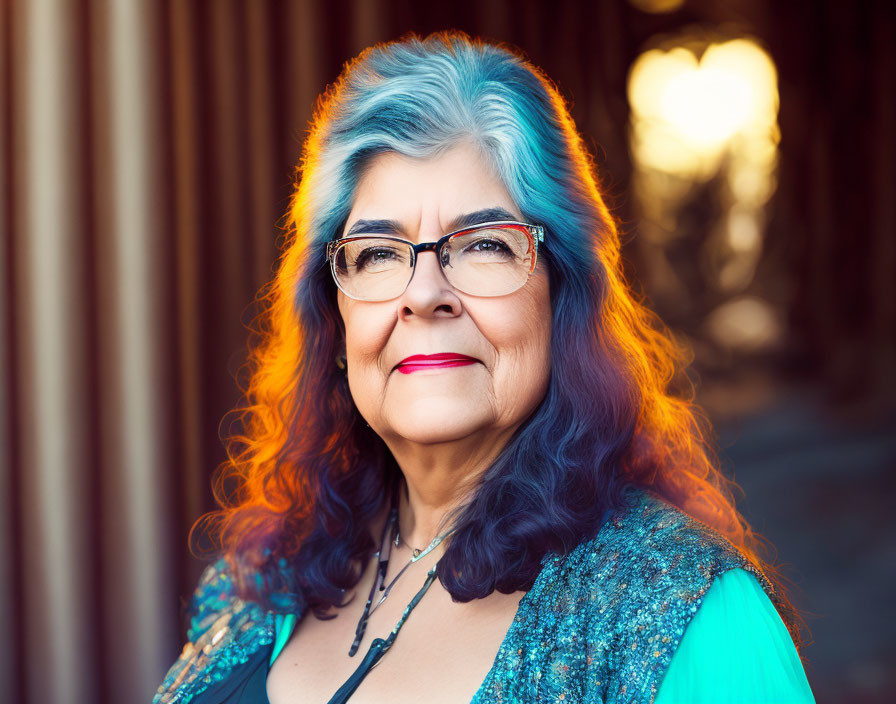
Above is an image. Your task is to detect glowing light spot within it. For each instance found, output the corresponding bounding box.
[627,36,781,309]
[704,297,780,351]
[628,0,686,14]
[628,38,779,178]
[727,211,760,253]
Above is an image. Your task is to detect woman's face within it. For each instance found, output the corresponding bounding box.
[336,142,551,451]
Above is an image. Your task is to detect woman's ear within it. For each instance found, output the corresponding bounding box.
[335,328,348,371]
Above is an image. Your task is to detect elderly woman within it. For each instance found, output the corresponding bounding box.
[154,32,815,704]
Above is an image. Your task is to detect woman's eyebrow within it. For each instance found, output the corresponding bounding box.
[344,207,518,238]
[446,207,518,231]
[344,219,402,236]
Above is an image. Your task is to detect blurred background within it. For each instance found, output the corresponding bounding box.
[2,0,894,702]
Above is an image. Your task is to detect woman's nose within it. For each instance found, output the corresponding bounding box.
[412,249,447,284]
[398,249,461,314]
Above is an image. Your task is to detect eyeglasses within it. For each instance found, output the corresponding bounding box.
[325,220,545,302]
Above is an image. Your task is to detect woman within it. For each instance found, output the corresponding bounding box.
[154,31,815,703]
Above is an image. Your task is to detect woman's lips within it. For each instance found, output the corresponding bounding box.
[395,353,479,374]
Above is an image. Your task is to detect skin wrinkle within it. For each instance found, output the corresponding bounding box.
[336,142,552,559]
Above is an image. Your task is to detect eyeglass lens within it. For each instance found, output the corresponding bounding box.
[332,225,535,301]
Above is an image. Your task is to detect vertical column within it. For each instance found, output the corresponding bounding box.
[100,0,174,699]
[13,0,95,701]
[167,0,206,572]
[351,0,385,55]
[0,0,17,697]
[245,0,277,289]
[288,0,322,154]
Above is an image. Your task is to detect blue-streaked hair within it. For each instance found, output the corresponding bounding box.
[203,30,805,650]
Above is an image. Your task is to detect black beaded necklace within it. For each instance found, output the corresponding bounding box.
[329,482,456,704]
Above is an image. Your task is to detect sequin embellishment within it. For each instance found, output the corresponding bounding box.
[152,559,276,703]
[468,487,777,703]
[154,486,779,704]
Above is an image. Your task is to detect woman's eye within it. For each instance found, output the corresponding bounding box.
[356,248,394,267]
[467,238,511,254]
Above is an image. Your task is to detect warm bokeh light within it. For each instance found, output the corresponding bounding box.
[627,36,782,350]
[628,0,686,14]
[628,39,779,178]
[703,296,781,352]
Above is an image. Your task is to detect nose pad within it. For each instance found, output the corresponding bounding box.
[408,249,450,288]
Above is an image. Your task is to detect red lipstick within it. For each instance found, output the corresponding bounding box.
[395,352,479,374]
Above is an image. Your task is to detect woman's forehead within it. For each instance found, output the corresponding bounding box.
[344,145,521,236]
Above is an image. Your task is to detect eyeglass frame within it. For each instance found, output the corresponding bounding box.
[325,220,546,301]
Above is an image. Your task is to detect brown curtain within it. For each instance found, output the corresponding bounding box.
[1,1,333,701]
[2,1,892,703]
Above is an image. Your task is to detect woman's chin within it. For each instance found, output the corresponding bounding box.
[381,408,491,445]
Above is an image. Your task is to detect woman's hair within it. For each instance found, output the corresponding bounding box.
[198,30,808,651]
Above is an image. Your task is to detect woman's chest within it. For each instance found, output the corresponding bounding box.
[265,579,526,704]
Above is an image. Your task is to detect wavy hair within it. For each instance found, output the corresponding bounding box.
[197,30,808,652]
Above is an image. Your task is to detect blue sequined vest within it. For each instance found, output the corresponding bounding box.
[153,486,778,704]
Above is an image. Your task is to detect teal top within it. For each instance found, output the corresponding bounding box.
[267,566,815,703]
[653,567,815,703]
[153,486,818,703]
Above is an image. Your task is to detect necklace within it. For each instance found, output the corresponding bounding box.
[393,524,430,559]
[330,563,440,704]
[348,481,456,657]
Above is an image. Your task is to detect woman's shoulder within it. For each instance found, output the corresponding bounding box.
[152,557,278,704]
[575,486,776,598]
[184,557,243,640]
[536,486,770,590]
[654,567,816,703]
[537,486,781,701]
